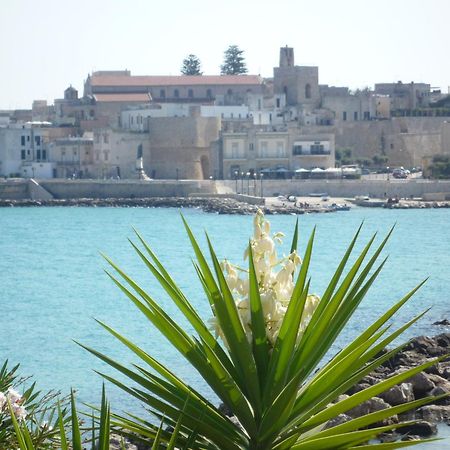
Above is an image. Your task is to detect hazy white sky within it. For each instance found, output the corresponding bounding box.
[1,0,449,109]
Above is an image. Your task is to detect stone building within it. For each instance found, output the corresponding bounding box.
[0,124,76,178]
[48,136,94,178]
[222,125,335,178]
[92,128,151,179]
[273,46,320,110]
[83,71,265,106]
[147,116,221,180]
[374,81,431,111]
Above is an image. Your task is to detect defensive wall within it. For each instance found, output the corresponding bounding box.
[1,178,450,201]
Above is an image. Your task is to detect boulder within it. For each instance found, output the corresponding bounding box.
[407,372,436,396]
[417,405,450,423]
[379,383,415,405]
[399,420,437,437]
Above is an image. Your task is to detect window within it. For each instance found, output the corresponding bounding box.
[42,150,46,160]
[269,113,272,123]
[231,142,240,158]
[305,84,311,99]
[249,143,254,151]
[364,111,370,120]
[259,141,268,158]
[354,112,358,121]
[21,149,26,160]
[104,150,109,161]
[293,145,303,155]
[21,136,25,146]
[258,99,262,110]
[35,136,41,146]
[103,133,109,144]
[37,149,41,160]
[343,111,347,121]
[227,89,233,96]
[27,136,30,142]
[276,141,285,157]
[276,98,281,108]
[95,133,100,143]
[188,89,194,98]
[206,89,212,99]
[160,89,166,99]
[310,144,326,154]
[174,89,179,98]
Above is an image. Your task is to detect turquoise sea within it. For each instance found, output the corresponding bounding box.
[1,206,450,446]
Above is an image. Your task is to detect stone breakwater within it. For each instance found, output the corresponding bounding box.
[331,332,450,441]
[0,197,336,215]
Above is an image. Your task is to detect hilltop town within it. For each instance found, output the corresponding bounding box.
[1,46,450,181]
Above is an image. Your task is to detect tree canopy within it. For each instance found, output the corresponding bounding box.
[181,54,202,75]
[220,45,248,75]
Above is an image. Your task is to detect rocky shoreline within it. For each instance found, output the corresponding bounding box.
[113,331,450,449]
[0,197,337,215]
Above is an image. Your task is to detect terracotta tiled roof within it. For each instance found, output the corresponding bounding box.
[91,74,263,87]
[93,93,151,102]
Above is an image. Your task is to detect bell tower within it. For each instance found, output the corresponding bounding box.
[279,46,294,68]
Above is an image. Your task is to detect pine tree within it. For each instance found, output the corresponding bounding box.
[181,54,202,75]
[220,45,248,75]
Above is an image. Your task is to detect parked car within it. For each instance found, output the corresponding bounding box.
[392,168,408,179]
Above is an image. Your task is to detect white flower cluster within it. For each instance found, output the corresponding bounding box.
[0,388,27,421]
[210,210,320,348]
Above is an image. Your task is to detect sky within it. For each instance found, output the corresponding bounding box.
[1,0,449,109]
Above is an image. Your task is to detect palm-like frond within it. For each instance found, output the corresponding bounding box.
[86,214,443,449]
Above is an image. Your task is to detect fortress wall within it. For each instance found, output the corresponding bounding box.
[148,117,220,179]
[335,118,447,167]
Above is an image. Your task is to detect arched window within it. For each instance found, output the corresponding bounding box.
[174,89,179,98]
[305,84,311,99]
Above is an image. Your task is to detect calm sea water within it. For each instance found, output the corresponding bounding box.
[1,206,450,445]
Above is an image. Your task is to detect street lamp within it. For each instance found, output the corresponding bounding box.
[240,172,244,195]
[234,170,239,193]
[246,172,250,195]
[176,168,179,181]
[253,173,257,196]
[260,172,264,198]
[387,166,390,181]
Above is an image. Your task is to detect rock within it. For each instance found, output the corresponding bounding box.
[345,383,371,395]
[433,319,450,326]
[218,402,233,417]
[418,405,450,423]
[379,383,415,405]
[426,374,450,392]
[109,434,138,450]
[399,420,437,437]
[324,414,352,429]
[346,397,397,426]
[408,372,436,396]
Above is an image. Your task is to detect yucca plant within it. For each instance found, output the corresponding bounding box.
[83,211,445,449]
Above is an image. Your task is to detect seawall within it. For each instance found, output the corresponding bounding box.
[1,178,450,201]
